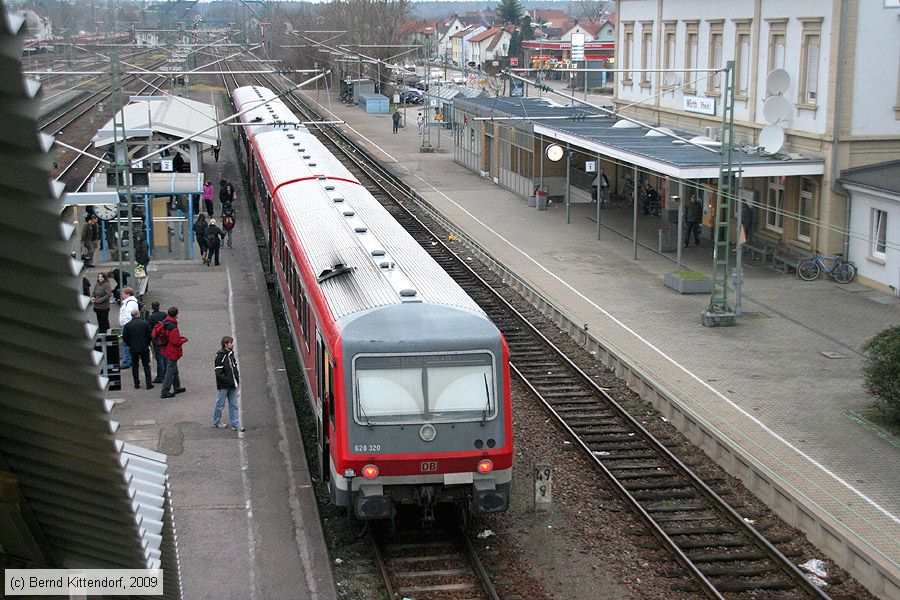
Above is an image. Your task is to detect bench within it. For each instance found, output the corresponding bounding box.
[772,246,804,274]
[743,243,775,264]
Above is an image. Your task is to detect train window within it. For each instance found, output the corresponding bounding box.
[298,292,309,344]
[353,352,497,425]
[328,361,335,426]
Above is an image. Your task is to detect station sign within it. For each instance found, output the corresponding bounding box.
[570,32,585,61]
[683,94,716,116]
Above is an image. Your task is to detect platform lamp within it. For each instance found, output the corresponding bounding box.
[529,21,551,96]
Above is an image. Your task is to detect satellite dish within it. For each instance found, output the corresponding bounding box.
[766,69,790,95]
[763,95,792,124]
[645,127,675,137]
[662,72,679,87]
[759,125,785,154]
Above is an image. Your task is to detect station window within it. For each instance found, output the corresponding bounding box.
[766,176,785,233]
[683,22,699,92]
[797,177,816,243]
[733,21,751,98]
[707,22,723,94]
[622,22,634,83]
[640,22,653,86]
[871,209,888,261]
[798,19,822,107]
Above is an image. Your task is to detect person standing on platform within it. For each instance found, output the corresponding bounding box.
[212,335,244,432]
[213,141,221,162]
[159,307,188,399]
[91,272,112,333]
[219,179,235,210]
[118,287,139,368]
[173,151,184,173]
[202,180,215,217]
[134,233,150,273]
[741,202,753,245]
[81,214,98,267]
[193,213,208,264]
[392,110,401,134]
[205,218,225,266]
[123,308,154,390]
[146,301,167,383]
[416,112,425,137]
[685,194,703,247]
[221,201,236,249]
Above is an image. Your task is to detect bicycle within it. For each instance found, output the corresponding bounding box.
[797,252,856,284]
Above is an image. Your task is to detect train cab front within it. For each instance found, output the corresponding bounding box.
[337,456,512,521]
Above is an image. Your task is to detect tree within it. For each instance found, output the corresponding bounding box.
[861,325,900,422]
[496,0,523,25]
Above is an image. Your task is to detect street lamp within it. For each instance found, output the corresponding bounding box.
[529,21,551,96]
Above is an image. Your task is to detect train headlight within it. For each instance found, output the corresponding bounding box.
[477,459,493,474]
[362,464,379,479]
[419,423,436,442]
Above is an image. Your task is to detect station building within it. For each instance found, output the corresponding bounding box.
[613,0,900,292]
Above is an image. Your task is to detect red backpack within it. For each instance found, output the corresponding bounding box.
[223,215,235,231]
[152,321,169,346]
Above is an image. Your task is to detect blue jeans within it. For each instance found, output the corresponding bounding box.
[121,343,131,368]
[153,344,165,380]
[213,388,239,428]
[225,228,233,248]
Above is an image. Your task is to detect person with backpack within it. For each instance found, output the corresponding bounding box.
[147,301,167,383]
[212,335,244,432]
[221,201,236,249]
[118,287,139,368]
[205,218,225,266]
[218,179,235,210]
[158,306,188,399]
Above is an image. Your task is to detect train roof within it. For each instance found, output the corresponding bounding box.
[254,128,484,321]
[232,86,301,134]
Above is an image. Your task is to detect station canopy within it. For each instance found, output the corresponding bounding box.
[456,97,825,180]
[93,95,219,147]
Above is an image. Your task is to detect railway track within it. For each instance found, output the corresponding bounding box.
[230,63,833,599]
[371,515,500,600]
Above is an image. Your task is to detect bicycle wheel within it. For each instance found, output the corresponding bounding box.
[833,262,856,284]
[797,259,820,281]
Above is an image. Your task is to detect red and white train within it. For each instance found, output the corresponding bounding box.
[232,86,512,520]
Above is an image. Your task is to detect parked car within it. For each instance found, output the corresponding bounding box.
[451,74,466,85]
[414,79,429,91]
[399,89,423,104]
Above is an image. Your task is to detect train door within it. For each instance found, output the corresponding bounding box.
[316,333,335,482]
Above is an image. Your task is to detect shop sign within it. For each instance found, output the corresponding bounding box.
[683,95,716,116]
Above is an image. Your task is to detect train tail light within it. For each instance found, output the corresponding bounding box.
[362,464,379,479]
[477,459,493,474]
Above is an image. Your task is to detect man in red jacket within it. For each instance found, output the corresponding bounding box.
[159,306,189,398]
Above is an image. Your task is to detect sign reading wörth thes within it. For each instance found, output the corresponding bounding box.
[683,95,716,116]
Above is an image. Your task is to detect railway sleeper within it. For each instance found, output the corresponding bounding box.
[606,461,665,470]
[661,525,737,536]
[388,553,464,564]
[395,568,471,578]
[572,426,636,436]
[545,394,603,403]
[621,480,692,491]
[705,578,796,592]
[685,550,769,563]
[554,411,617,422]
[629,490,696,501]
[397,582,478,594]
[598,451,660,461]
[613,470,676,480]
[699,563,782,577]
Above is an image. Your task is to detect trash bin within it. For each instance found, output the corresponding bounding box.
[658,227,674,253]
[536,190,549,211]
[528,195,537,207]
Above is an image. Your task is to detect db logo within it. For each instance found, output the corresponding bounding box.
[420,461,438,472]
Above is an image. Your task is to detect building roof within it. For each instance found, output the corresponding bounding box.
[93,96,218,148]
[454,96,825,180]
[450,24,483,39]
[469,27,500,43]
[839,160,900,196]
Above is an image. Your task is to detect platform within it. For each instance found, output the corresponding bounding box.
[298,87,900,598]
[99,91,338,600]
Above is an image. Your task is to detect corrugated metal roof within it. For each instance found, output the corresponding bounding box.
[257,128,482,321]
[93,96,218,147]
[840,160,900,197]
[454,97,825,179]
[0,8,180,597]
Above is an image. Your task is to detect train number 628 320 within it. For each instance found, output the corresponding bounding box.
[354,444,382,453]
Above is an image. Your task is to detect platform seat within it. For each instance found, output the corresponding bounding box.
[744,242,775,264]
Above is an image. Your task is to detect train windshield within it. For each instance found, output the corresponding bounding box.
[353,352,497,425]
